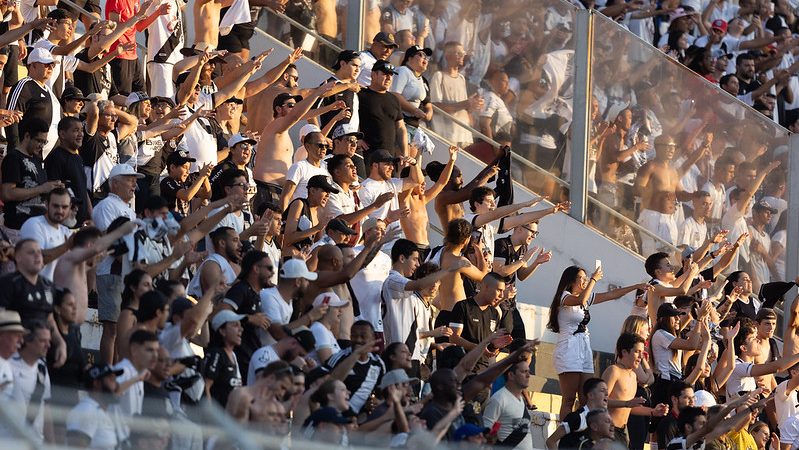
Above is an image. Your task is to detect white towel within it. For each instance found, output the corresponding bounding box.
[219,0,251,36]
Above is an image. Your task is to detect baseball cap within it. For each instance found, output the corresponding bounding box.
[166,150,196,167]
[151,96,177,108]
[368,149,400,166]
[299,124,322,143]
[373,31,398,48]
[211,310,246,331]
[405,45,433,59]
[312,292,348,307]
[670,7,692,20]
[307,175,340,193]
[332,49,361,70]
[273,92,303,110]
[0,310,26,333]
[86,363,124,381]
[27,47,59,65]
[454,424,490,442]
[372,60,398,75]
[753,200,778,214]
[326,218,356,235]
[223,97,244,105]
[279,258,318,281]
[109,164,145,179]
[711,19,728,33]
[125,91,150,108]
[228,133,257,149]
[305,407,351,426]
[290,327,316,353]
[331,123,364,140]
[362,217,384,232]
[657,303,686,318]
[693,390,717,408]
[379,369,419,390]
[62,86,89,102]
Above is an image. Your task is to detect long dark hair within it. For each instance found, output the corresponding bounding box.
[547,266,584,333]
[121,269,148,310]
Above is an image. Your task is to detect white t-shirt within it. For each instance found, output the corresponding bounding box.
[483,387,532,450]
[775,380,799,432]
[9,356,51,441]
[285,160,330,202]
[678,216,707,250]
[773,230,786,282]
[464,212,498,261]
[92,193,136,276]
[350,246,392,332]
[410,292,435,362]
[748,225,771,288]
[260,286,293,326]
[309,321,341,364]
[357,50,378,87]
[428,70,472,145]
[358,177,404,246]
[0,356,14,400]
[722,205,750,272]
[159,321,204,401]
[113,358,143,440]
[701,181,726,222]
[247,345,279,386]
[19,215,71,281]
[651,329,682,380]
[390,66,427,116]
[638,209,678,257]
[66,396,118,450]
[726,359,757,398]
[32,39,79,95]
[481,90,514,135]
[382,269,415,345]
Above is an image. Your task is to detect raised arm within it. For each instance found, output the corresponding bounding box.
[267,81,336,134]
[422,146,458,201]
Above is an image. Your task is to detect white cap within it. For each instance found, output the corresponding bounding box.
[109,164,145,179]
[228,133,257,148]
[125,91,149,108]
[693,390,716,408]
[211,310,246,331]
[299,124,321,143]
[279,258,318,281]
[27,48,59,65]
[312,292,348,307]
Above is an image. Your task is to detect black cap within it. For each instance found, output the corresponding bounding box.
[372,59,398,75]
[62,86,89,102]
[368,149,400,165]
[87,363,124,381]
[167,150,197,166]
[224,97,244,105]
[326,218,356,235]
[151,96,177,108]
[290,328,316,353]
[307,175,340,194]
[373,32,398,48]
[657,303,686,318]
[273,92,303,110]
[405,45,432,59]
[332,49,361,70]
[752,200,778,214]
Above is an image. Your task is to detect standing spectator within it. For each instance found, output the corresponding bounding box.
[280,131,332,210]
[6,48,61,155]
[9,320,51,443]
[358,60,408,156]
[678,191,712,249]
[160,151,212,219]
[45,116,92,226]
[479,69,515,140]
[358,150,417,246]
[317,50,361,133]
[1,118,63,238]
[308,292,348,365]
[113,329,159,442]
[429,41,481,146]
[391,45,432,136]
[65,364,123,449]
[358,32,398,87]
[748,201,776,292]
[105,0,169,94]
[19,188,72,282]
[259,258,321,340]
[48,288,86,411]
[145,0,183,98]
[482,359,534,448]
[701,156,735,225]
[204,310,245,407]
[82,100,138,200]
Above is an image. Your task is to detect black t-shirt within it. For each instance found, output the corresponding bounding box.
[209,159,240,201]
[450,297,511,346]
[0,272,54,326]
[657,413,680,449]
[223,281,262,378]
[317,77,357,135]
[45,146,91,224]
[1,149,47,229]
[323,347,386,414]
[47,323,85,408]
[74,48,118,97]
[358,88,403,153]
[493,236,526,286]
[160,173,198,218]
[80,127,119,199]
[419,401,464,441]
[559,405,589,448]
[202,346,241,407]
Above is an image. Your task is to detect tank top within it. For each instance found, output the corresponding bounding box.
[187,254,236,297]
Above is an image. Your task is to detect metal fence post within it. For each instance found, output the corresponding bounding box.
[345,0,364,52]
[568,9,593,223]
[785,134,799,330]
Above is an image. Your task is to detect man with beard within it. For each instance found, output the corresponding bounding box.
[483,359,536,448]
[260,258,324,340]
[66,363,124,448]
[45,117,91,225]
[247,329,316,385]
[19,188,73,281]
[187,226,242,298]
[217,251,274,381]
[1,118,64,239]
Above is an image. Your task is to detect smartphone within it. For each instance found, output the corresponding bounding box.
[595,259,602,270]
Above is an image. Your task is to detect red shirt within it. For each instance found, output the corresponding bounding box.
[105,0,139,60]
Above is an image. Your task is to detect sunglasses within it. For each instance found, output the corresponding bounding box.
[308,142,330,149]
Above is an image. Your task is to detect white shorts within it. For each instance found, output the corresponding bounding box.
[553,333,594,374]
[147,62,176,99]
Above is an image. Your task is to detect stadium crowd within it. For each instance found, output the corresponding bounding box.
[0,0,792,449]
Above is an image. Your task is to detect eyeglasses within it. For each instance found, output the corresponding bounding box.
[521,226,539,237]
[308,142,330,149]
[282,102,296,108]
[343,137,358,144]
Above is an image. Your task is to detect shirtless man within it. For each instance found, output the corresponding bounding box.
[598,108,647,209]
[433,218,491,328]
[226,360,294,423]
[53,222,137,322]
[400,145,458,255]
[634,135,694,212]
[192,0,231,51]
[603,333,669,447]
[430,161,498,230]
[252,81,336,209]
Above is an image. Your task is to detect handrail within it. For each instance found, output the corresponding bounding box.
[262,7,344,54]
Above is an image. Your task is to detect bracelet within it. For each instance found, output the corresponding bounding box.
[590,277,597,283]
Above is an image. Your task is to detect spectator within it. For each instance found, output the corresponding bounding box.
[358,32,399,87]
[18,188,72,281]
[45,116,92,225]
[65,363,123,449]
[203,310,245,407]
[9,320,52,442]
[391,45,433,135]
[429,41,481,146]
[358,60,408,156]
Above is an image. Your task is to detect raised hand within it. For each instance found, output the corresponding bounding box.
[591,266,603,282]
[374,192,394,207]
[288,47,303,63]
[723,321,741,341]
[449,145,459,161]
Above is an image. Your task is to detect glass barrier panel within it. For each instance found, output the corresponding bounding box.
[588,11,790,265]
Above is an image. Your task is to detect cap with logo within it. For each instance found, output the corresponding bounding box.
[109,164,145,179]
[62,86,89,102]
[307,175,340,193]
[332,123,364,140]
[279,258,318,281]
[372,60,398,75]
[166,150,197,167]
[126,91,150,108]
[373,31,398,48]
[753,200,778,214]
[405,45,433,59]
[86,363,124,381]
[312,292,348,307]
[290,327,316,353]
[711,19,728,33]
